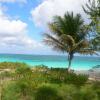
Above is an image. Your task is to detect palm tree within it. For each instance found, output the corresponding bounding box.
[44,12,94,71]
[83,0,100,26]
[83,0,100,50]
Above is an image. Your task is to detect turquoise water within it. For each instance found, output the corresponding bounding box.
[0,54,100,70]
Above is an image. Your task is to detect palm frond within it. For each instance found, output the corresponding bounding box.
[78,48,97,55]
[48,23,63,36]
[83,0,97,15]
[91,35,100,50]
[60,34,75,47]
[53,15,68,34]
[43,33,67,52]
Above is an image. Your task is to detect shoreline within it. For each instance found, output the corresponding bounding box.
[0,62,100,81]
[0,54,99,71]
[0,61,99,70]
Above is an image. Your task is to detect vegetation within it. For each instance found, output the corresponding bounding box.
[0,62,100,100]
[0,62,27,69]
[43,12,95,71]
[35,86,63,100]
[83,0,100,50]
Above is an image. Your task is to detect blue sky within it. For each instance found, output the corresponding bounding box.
[0,0,89,55]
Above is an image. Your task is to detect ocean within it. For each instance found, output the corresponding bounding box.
[0,54,100,70]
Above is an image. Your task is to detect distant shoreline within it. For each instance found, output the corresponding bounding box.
[0,54,99,70]
[0,53,99,57]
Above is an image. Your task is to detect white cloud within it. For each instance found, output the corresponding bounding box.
[0,0,27,4]
[0,8,43,53]
[31,0,88,27]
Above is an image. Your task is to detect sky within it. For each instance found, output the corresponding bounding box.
[0,0,89,55]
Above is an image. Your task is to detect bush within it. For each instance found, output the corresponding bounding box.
[64,73,88,86]
[92,81,100,99]
[0,71,14,79]
[35,86,63,100]
[0,62,28,69]
[73,74,88,86]
[2,80,35,100]
[93,81,100,89]
[2,83,21,100]
[15,63,31,74]
[60,85,81,100]
[46,69,64,84]
[45,69,88,86]
[80,85,98,100]
[15,63,33,80]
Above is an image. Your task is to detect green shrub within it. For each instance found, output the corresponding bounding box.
[73,74,88,86]
[15,63,33,80]
[2,80,35,100]
[35,86,63,100]
[0,62,28,69]
[2,83,21,100]
[60,85,81,100]
[0,71,13,79]
[93,81,100,99]
[93,81,100,89]
[64,73,88,86]
[80,85,98,100]
[45,69,88,86]
[15,63,31,74]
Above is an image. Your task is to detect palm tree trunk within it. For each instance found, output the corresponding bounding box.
[67,53,73,72]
